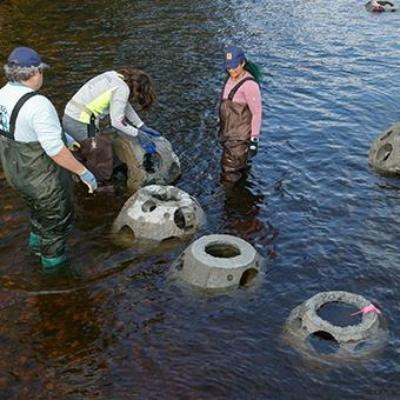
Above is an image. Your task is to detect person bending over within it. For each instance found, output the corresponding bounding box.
[62,68,160,187]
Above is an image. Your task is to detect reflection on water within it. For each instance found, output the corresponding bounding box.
[1,0,400,398]
[222,182,278,259]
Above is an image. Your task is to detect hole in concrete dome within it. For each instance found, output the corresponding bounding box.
[377,143,393,162]
[152,192,180,202]
[174,209,187,229]
[379,130,393,141]
[205,243,241,258]
[293,317,302,330]
[161,236,180,243]
[142,200,157,212]
[308,331,339,354]
[317,301,361,327]
[175,261,183,271]
[239,268,258,286]
[174,209,194,230]
[120,225,135,241]
[142,153,162,174]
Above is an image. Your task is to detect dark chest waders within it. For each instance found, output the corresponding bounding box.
[0,92,73,262]
[219,77,256,183]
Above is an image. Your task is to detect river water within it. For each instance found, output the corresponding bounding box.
[0,0,400,398]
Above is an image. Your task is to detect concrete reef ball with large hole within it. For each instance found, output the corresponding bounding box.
[173,234,264,289]
[284,291,386,360]
[113,185,205,242]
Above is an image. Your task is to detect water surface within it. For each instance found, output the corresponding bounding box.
[0,0,399,398]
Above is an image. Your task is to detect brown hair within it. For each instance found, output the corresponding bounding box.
[119,67,156,111]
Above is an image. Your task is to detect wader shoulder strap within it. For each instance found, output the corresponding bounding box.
[7,92,39,140]
[227,77,256,101]
[87,114,97,138]
[68,99,97,138]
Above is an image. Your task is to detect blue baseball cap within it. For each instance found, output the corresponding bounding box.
[224,46,246,69]
[7,47,49,68]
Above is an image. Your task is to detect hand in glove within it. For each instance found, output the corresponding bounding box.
[79,168,98,193]
[248,137,259,158]
[138,131,157,154]
[65,132,81,150]
[140,125,161,137]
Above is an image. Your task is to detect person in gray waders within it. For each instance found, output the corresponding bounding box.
[219,46,263,184]
[62,68,161,188]
[0,47,97,272]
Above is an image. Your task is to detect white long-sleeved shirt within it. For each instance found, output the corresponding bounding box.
[64,71,144,137]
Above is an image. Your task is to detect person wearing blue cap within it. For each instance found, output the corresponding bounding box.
[219,45,263,183]
[0,46,97,272]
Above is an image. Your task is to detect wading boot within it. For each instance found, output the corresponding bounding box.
[28,232,41,256]
[41,254,67,273]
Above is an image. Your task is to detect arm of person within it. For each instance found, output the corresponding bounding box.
[52,146,97,193]
[243,80,262,139]
[109,85,140,137]
[125,102,144,129]
[51,146,86,174]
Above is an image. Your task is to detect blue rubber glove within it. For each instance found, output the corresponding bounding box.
[137,132,157,154]
[79,168,98,193]
[140,125,161,137]
[65,132,81,150]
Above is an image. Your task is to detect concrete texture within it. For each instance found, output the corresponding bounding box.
[113,185,205,241]
[285,291,386,360]
[174,234,264,289]
[369,122,400,175]
[113,135,181,194]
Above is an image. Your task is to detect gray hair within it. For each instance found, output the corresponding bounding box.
[3,64,42,82]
